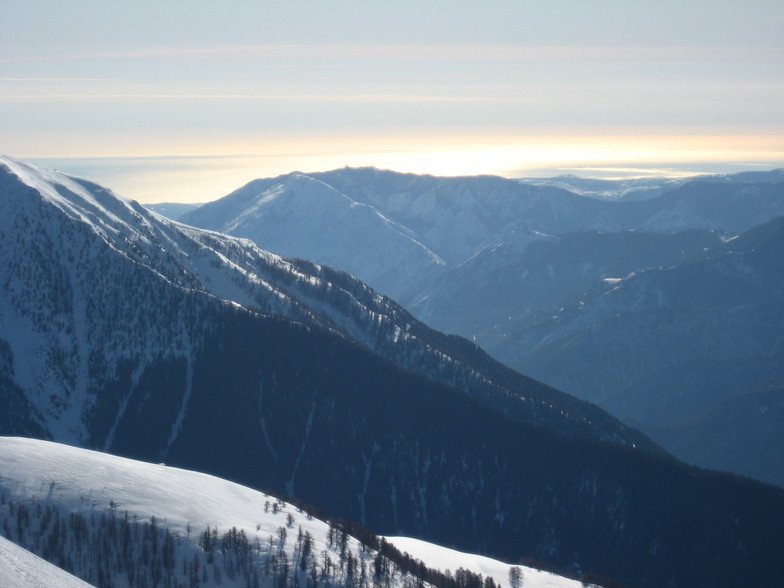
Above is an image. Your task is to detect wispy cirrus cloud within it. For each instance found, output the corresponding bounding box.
[0,91,528,103]
[3,43,781,63]
[0,77,122,82]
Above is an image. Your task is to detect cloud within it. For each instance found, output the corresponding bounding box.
[0,92,527,104]
[0,77,120,82]
[3,43,780,64]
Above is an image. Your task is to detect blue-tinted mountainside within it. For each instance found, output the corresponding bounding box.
[410,227,724,349]
[179,167,784,300]
[500,215,784,487]
[178,167,784,486]
[649,381,784,485]
[4,156,784,586]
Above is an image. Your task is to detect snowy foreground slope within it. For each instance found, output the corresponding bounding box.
[0,536,94,588]
[0,437,585,588]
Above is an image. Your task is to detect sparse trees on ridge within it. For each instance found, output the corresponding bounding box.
[1,485,571,588]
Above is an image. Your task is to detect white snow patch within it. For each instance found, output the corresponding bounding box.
[384,537,587,588]
[0,536,95,588]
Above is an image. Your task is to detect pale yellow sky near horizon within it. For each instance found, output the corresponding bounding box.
[2,1,783,202]
[25,131,784,204]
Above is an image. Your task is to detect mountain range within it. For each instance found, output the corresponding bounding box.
[2,155,784,587]
[175,166,784,486]
[180,167,784,301]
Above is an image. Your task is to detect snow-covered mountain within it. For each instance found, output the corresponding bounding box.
[179,167,784,304]
[4,156,784,587]
[0,437,586,588]
[0,154,639,448]
[517,169,784,201]
[517,174,683,201]
[179,170,604,299]
[179,172,446,300]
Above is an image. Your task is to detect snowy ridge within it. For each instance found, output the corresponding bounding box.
[0,437,584,588]
[181,172,446,300]
[517,175,683,201]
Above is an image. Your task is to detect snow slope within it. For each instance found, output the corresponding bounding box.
[0,536,94,588]
[0,436,583,588]
[385,537,582,588]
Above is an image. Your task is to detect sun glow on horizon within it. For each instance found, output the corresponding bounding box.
[3,1,781,204]
[21,131,784,204]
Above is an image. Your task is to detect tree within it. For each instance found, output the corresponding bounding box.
[508,566,523,588]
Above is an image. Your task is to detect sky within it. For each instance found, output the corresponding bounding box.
[1,0,783,203]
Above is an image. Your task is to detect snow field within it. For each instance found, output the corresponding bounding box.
[0,437,584,588]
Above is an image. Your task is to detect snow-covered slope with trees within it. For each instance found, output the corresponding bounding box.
[0,154,643,449]
[0,437,586,588]
[384,537,579,588]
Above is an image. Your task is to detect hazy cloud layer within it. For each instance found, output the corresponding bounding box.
[2,1,782,200]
